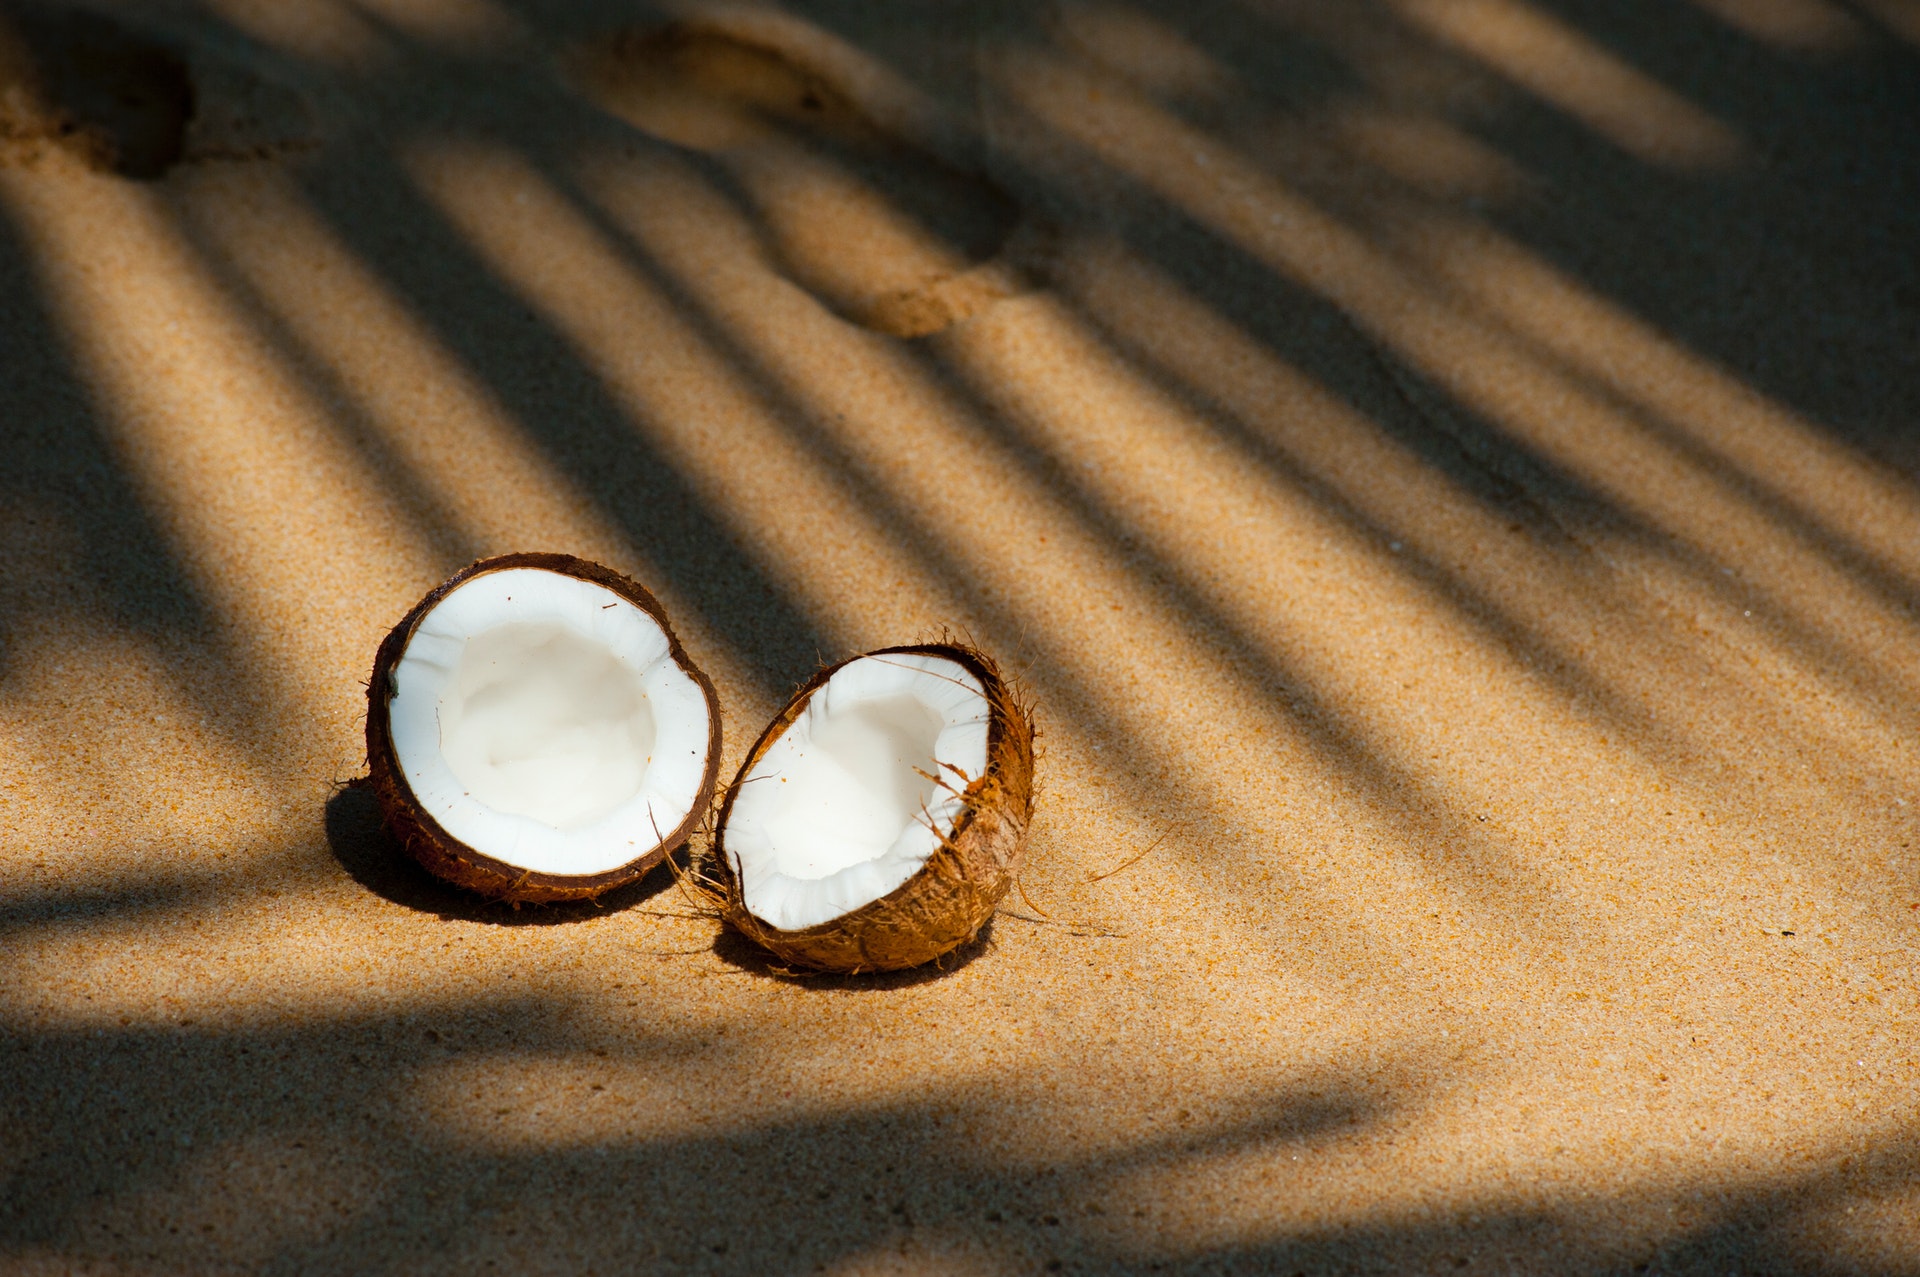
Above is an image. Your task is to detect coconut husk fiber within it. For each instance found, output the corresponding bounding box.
[2,0,1918,1272]
[707,642,1036,973]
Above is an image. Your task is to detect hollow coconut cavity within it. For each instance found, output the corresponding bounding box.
[366,553,721,903]
[709,643,1035,972]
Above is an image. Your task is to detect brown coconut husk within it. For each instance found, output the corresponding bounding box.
[364,552,722,905]
[705,643,1036,973]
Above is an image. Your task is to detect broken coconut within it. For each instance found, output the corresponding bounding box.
[366,552,721,903]
[706,643,1035,972]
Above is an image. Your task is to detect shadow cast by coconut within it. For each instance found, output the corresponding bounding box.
[323,778,675,925]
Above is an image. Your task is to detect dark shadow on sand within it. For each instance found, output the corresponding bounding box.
[323,778,678,925]
[0,1002,1905,1274]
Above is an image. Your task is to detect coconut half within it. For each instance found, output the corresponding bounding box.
[709,643,1035,972]
[365,553,721,903]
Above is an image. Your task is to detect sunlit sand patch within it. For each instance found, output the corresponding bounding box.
[1343,225,1920,743]
[0,159,437,773]
[564,17,1038,337]
[174,167,625,563]
[0,625,281,861]
[932,279,1847,944]
[1387,0,1745,170]
[0,490,287,846]
[573,153,1520,957]
[1039,234,1920,849]
[1369,212,1920,749]
[986,48,1920,759]
[1383,210,1920,599]
[936,283,1606,815]
[401,136,963,649]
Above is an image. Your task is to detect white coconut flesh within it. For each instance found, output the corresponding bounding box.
[725,653,991,931]
[386,568,712,877]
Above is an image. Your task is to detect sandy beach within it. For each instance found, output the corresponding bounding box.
[2,0,1918,1271]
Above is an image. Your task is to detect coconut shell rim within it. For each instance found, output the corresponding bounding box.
[365,551,723,903]
[709,641,1033,956]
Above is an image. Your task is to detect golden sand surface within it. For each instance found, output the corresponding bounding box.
[2,0,1917,1271]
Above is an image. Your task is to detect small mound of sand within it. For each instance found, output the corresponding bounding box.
[567,21,1042,337]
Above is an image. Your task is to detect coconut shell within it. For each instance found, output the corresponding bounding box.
[364,552,722,904]
[709,643,1036,973]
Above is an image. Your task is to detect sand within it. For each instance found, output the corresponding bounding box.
[1,0,1916,1272]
